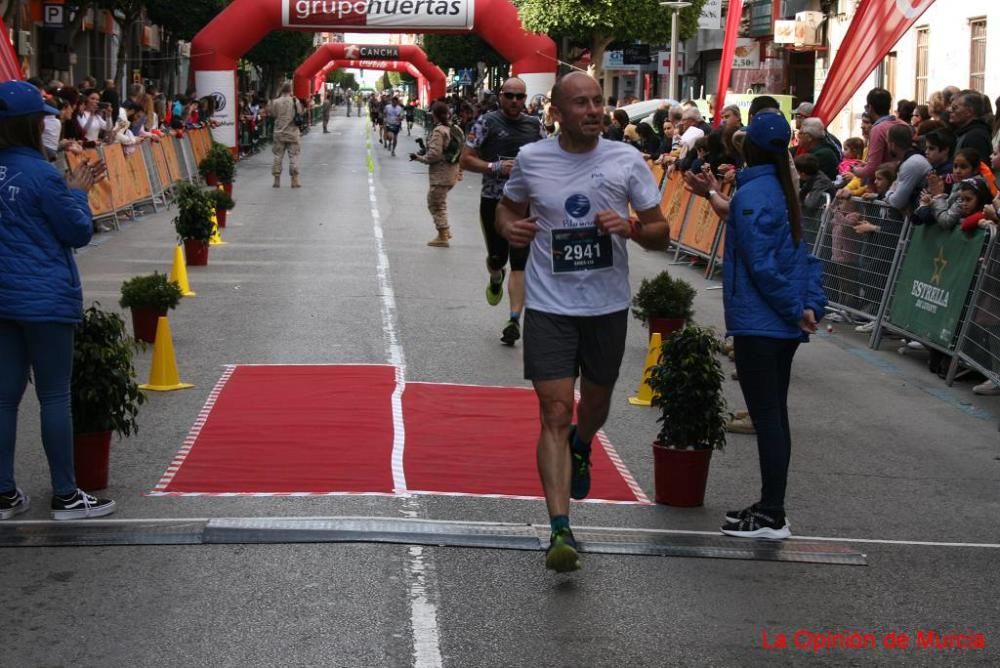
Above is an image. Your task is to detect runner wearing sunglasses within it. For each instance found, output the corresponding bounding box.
[461,77,546,346]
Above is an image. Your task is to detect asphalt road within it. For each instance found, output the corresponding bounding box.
[4,112,999,667]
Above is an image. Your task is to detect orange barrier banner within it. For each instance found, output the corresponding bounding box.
[104,144,131,211]
[66,149,113,217]
[679,192,724,256]
[161,137,185,184]
[661,171,693,243]
[151,140,174,188]
[649,163,666,190]
[189,128,212,168]
[125,146,153,204]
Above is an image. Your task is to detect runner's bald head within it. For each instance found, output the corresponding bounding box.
[550,72,601,110]
[501,77,527,94]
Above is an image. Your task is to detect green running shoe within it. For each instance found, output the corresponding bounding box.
[545,528,581,573]
[485,268,506,306]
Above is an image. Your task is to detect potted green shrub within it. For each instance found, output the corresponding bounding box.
[197,147,220,186]
[174,182,215,266]
[209,187,235,228]
[631,270,696,340]
[647,325,728,506]
[119,272,183,343]
[199,143,236,192]
[72,304,146,491]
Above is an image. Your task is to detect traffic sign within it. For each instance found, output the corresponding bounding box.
[43,4,65,28]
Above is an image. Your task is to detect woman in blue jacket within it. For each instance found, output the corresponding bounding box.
[0,80,115,521]
[720,111,827,540]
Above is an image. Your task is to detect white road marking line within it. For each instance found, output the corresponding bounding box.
[367,127,443,668]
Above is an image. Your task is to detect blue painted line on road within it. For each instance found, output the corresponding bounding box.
[818,332,996,423]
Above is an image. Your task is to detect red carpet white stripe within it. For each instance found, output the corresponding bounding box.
[151,365,236,493]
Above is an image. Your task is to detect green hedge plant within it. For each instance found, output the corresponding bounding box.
[119,272,183,312]
[72,304,146,437]
[631,270,696,323]
[174,182,215,242]
[648,325,727,451]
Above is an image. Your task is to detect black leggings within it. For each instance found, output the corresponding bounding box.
[480,197,529,273]
[734,336,800,512]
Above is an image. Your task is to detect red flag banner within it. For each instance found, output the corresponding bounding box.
[713,0,743,127]
[0,17,23,82]
[813,0,936,124]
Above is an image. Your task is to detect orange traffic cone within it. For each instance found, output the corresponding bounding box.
[168,244,195,297]
[628,333,662,407]
[139,317,194,392]
[209,212,227,246]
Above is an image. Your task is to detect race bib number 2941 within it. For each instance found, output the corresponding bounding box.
[551,226,613,273]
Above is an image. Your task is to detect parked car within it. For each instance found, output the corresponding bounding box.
[618,98,679,126]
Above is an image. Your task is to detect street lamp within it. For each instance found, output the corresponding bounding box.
[660,1,692,101]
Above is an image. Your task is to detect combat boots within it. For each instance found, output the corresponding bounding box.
[273,175,280,188]
[291,175,301,188]
[427,228,450,247]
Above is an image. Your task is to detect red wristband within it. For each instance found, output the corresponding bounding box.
[629,218,642,240]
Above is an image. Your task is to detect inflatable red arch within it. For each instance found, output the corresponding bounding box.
[294,43,446,102]
[313,59,431,105]
[191,0,557,147]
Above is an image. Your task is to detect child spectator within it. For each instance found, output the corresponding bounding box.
[953,177,994,235]
[838,137,865,181]
[795,153,836,210]
[862,163,897,201]
[850,164,902,331]
[914,153,982,231]
[923,129,956,185]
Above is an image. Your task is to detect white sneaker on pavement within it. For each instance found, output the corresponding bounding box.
[973,380,1000,396]
[855,321,876,333]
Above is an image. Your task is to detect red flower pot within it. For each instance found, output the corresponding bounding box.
[74,431,112,491]
[204,172,219,186]
[131,307,166,343]
[216,207,227,228]
[652,442,712,507]
[222,182,233,197]
[649,318,686,342]
[184,239,209,266]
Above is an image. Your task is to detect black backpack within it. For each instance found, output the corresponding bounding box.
[442,123,466,164]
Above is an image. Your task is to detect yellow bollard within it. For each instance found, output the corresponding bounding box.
[139,317,194,392]
[168,244,196,297]
[628,333,662,407]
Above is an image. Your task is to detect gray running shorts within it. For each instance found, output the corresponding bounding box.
[523,308,628,387]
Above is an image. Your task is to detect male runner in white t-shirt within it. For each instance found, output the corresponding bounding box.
[497,72,670,573]
[383,97,404,156]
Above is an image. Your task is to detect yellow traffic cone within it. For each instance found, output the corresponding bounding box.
[628,333,662,406]
[168,244,196,297]
[209,213,227,246]
[139,317,194,392]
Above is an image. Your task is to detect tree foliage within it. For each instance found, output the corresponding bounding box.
[512,0,707,78]
[326,69,359,91]
[422,34,505,71]
[145,0,227,42]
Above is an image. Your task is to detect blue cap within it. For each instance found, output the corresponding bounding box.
[745,111,791,154]
[0,80,59,119]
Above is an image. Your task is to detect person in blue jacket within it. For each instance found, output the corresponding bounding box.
[720,111,827,540]
[0,80,115,521]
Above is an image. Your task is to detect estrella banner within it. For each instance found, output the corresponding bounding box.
[813,0,937,124]
[887,224,986,349]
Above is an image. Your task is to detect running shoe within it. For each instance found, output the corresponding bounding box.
[545,528,581,572]
[51,489,116,521]
[569,426,592,500]
[0,488,29,520]
[720,508,790,540]
[724,502,791,526]
[500,319,520,346]
[485,269,505,306]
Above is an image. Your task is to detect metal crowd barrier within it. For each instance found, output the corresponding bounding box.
[953,230,1000,388]
[814,197,909,324]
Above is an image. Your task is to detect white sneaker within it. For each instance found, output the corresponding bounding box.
[906,340,926,350]
[825,312,844,323]
[855,321,876,333]
[973,380,1000,396]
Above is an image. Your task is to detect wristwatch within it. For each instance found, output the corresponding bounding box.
[707,189,718,199]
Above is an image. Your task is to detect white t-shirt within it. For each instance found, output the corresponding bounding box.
[384,104,404,126]
[503,138,661,317]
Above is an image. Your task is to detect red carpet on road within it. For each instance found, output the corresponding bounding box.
[155,365,645,503]
[404,382,640,501]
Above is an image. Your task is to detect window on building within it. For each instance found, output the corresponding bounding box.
[970,18,987,92]
[915,27,929,104]
[875,52,897,97]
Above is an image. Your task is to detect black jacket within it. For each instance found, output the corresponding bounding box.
[955,118,993,161]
